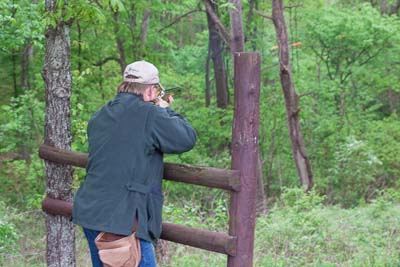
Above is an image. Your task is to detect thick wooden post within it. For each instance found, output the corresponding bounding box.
[228,52,260,267]
[42,0,75,266]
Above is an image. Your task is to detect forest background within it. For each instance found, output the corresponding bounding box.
[0,0,400,266]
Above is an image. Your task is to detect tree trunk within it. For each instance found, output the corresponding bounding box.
[155,240,170,265]
[42,1,75,266]
[206,2,229,108]
[255,152,267,216]
[266,115,277,198]
[380,0,388,14]
[21,43,33,90]
[19,44,33,163]
[77,22,82,73]
[205,43,211,107]
[112,8,127,74]
[390,0,400,14]
[204,0,231,47]
[246,0,257,25]
[246,0,259,50]
[128,3,137,58]
[228,0,245,53]
[387,89,399,113]
[272,0,313,191]
[12,52,18,97]
[139,8,151,57]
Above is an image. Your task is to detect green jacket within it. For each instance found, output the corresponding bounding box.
[72,92,196,244]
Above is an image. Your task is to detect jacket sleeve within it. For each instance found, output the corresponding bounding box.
[147,106,197,154]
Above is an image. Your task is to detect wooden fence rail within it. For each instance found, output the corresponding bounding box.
[39,144,240,192]
[41,196,237,256]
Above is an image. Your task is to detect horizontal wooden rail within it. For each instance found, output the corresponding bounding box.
[163,162,240,191]
[39,144,240,191]
[161,222,236,256]
[42,196,237,256]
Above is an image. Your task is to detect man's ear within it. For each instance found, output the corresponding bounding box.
[143,86,152,101]
[144,87,150,97]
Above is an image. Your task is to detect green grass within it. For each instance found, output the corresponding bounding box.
[253,204,400,267]
[1,199,400,267]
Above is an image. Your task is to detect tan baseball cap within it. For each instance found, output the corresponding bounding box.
[123,61,164,90]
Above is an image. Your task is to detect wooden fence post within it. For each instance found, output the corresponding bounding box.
[228,52,261,267]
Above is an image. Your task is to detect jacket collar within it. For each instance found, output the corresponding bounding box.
[117,92,144,101]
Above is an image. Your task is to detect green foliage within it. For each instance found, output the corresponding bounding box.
[279,187,325,211]
[163,196,228,231]
[325,136,383,206]
[163,249,226,267]
[0,201,20,256]
[0,90,44,153]
[0,0,44,53]
[0,89,45,207]
[254,191,400,267]
[305,4,398,81]
[43,0,106,28]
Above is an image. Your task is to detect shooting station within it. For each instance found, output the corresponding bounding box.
[39,52,260,267]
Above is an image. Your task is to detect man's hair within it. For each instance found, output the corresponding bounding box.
[117,75,153,95]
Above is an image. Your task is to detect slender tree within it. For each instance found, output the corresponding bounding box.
[111,6,127,74]
[228,0,245,53]
[205,1,229,108]
[42,0,75,266]
[205,39,212,107]
[272,0,313,191]
[139,8,151,57]
[21,43,33,90]
[228,0,267,213]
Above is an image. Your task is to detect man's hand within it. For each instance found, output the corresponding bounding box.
[156,95,174,108]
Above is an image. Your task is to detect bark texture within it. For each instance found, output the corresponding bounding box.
[12,52,18,97]
[206,1,229,108]
[140,9,151,46]
[228,52,260,267]
[272,0,313,191]
[255,152,267,215]
[391,0,400,14]
[112,8,127,74]
[42,1,75,266]
[205,43,211,107]
[228,0,245,53]
[204,0,231,47]
[21,43,33,90]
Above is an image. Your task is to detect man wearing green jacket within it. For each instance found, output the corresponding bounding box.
[72,61,197,267]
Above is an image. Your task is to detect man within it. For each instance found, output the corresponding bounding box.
[72,61,197,267]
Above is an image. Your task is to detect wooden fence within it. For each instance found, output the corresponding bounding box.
[39,52,260,266]
[39,144,238,256]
